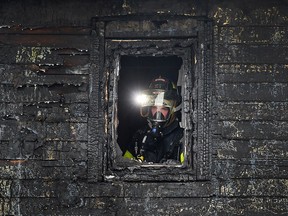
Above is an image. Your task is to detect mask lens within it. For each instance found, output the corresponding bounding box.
[149,106,170,122]
[140,107,149,117]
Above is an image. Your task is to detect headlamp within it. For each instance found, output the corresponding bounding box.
[134,92,149,106]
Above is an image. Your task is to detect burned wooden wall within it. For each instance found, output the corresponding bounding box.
[213,2,288,215]
[0,0,288,215]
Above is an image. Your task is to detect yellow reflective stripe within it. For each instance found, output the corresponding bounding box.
[123,150,134,159]
[180,152,184,164]
[137,155,144,162]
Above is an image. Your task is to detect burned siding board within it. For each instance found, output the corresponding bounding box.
[15,198,61,216]
[22,103,88,123]
[0,141,43,160]
[113,197,214,216]
[53,48,89,56]
[0,46,26,64]
[217,63,288,75]
[14,179,59,198]
[105,19,198,38]
[5,196,212,216]
[35,64,90,75]
[0,85,88,103]
[216,139,288,160]
[218,44,288,64]
[79,182,212,198]
[0,102,23,116]
[218,102,288,121]
[0,34,90,50]
[215,160,288,179]
[215,197,288,216]
[0,122,87,160]
[219,26,288,44]
[123,1,201,16]
[122,182,212,198]
[0,45,64,65]
[217,63,288,102]
[59,141,87,161]
[0,72,89,87]
[218,71,288,83]
[0,121,45,141]
[110,166,196,182]
[221,120,288,140]
[0,26,91,35]
[218,178,288,197]
[0,34,90,66]
[61,54,90,67]
[0,160,87,179]
[0,0,120,27]
[80,182,124,198]
[0,64,24,85]
[40,159,81,168]
[213,5,288,26]
[41,209,115,216]
[0,63,90,80]
[29,73,89,90]
[221,157,288,167]
[218,83,288,102]
[16,197,214,216]
[46,123,88,141]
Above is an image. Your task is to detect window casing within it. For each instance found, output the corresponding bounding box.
[88,17,213,182]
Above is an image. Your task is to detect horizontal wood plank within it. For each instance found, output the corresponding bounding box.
[218,83,288,102]
[220,120,288,140]
[218,44,288,64]
[217,102,288,121]
[0,34,90,49]
[219,26,288,44]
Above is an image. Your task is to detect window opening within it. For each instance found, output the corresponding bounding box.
[88,17,213,181]
[117,56,183,163]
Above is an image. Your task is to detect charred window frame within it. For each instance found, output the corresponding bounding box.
[88,16,213,182]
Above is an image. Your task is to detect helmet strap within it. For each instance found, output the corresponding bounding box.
[173,103,182,112]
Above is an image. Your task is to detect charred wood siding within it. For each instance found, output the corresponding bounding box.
[214,6,288,215]
[0,27,90,214]
[0,0,288,215]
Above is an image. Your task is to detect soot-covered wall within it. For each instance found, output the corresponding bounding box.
[0,0,288,215]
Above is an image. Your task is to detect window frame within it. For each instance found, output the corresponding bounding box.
[88,16,213,182]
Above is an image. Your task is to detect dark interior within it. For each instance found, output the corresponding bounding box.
[117,55,183,153]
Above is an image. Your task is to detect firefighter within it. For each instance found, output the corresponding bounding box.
[123,76,184,164]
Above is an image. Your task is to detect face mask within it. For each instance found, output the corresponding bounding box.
[150,106,170,122]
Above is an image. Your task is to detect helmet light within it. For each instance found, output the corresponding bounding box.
[134,92,149,106]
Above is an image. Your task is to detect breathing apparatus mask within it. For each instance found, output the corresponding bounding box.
[137,77,181,137]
